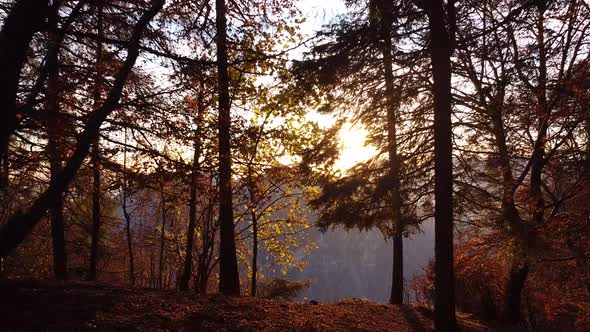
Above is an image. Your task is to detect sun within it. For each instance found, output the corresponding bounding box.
[334,123,379,174]
[306,111,378,174]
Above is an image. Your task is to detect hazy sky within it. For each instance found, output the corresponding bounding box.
[297,0,347,36]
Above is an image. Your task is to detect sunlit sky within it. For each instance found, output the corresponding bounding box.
[296,0,379,173]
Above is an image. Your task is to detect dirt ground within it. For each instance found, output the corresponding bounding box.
[0,278,520,331]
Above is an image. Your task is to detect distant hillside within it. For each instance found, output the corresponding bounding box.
[288,220,435,303]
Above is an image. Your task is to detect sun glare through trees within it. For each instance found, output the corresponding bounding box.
[1,0,590,331]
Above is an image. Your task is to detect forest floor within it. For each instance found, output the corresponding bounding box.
[0,278,522,331]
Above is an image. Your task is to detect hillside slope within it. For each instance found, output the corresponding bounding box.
[0,279,517,331]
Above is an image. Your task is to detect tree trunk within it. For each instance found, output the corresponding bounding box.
[250,188,258,297]
[180,92,205,291]
[504,5,548,322]
[0,0,165,257]
[88,2,104,281]
[216,0,240,296]
[503,255,529,324]
[159,181,166,289]
[88,140,101,280]
[584,118,590,174]
[122,129,135,286]
[376,0,404,305]
[196,187,215,294]
[0,142,8,192]
[46,0,67,281]
[529,3,548,228]
[0,0,49,166]
[150,249,155,288]
[424,0,457,330]
[123,190,135,286]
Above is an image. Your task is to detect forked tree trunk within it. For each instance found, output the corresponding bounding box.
[216,0,240,296]
[504,4,548,323]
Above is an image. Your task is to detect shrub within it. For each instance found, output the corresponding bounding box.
[256,277,312,300]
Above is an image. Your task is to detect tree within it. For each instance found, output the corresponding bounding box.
[45,0,67,280]
[292,0,434,305]
[179,87,207,291]
[417,0,457,330]
[0,0,48,178]
[0,0,166,257]
[375,0,404,304]
[215,0,240,296]
[88,0,104,282]
[452,0,590,324]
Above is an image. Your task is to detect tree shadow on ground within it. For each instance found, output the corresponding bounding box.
[400,306,429,332]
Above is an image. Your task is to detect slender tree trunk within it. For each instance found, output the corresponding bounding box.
[529,4,548,229]
[180,92,205,291]
[424,0,457,330]
[150,249,155,288]
[88,140,101,280]
[0,0,49,165]
[216,0,240,296]
[584,119,590,174]
[88,2,104,281]
[249,185,258,297]
[122,129,135,286]
[376,0,404,305]
[0,143,8,192]
[197,188,214,294]
[159,181,166,289]
[123,190,135,286]
[0,0,165,257]
[46,0,67,281]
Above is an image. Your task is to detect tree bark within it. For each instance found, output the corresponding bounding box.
[423,0,458,330]
[179,92,205,291]
[0,0,49,168]
[45,0,68,281]
[0,0,165,257]
[216,0,240,296]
